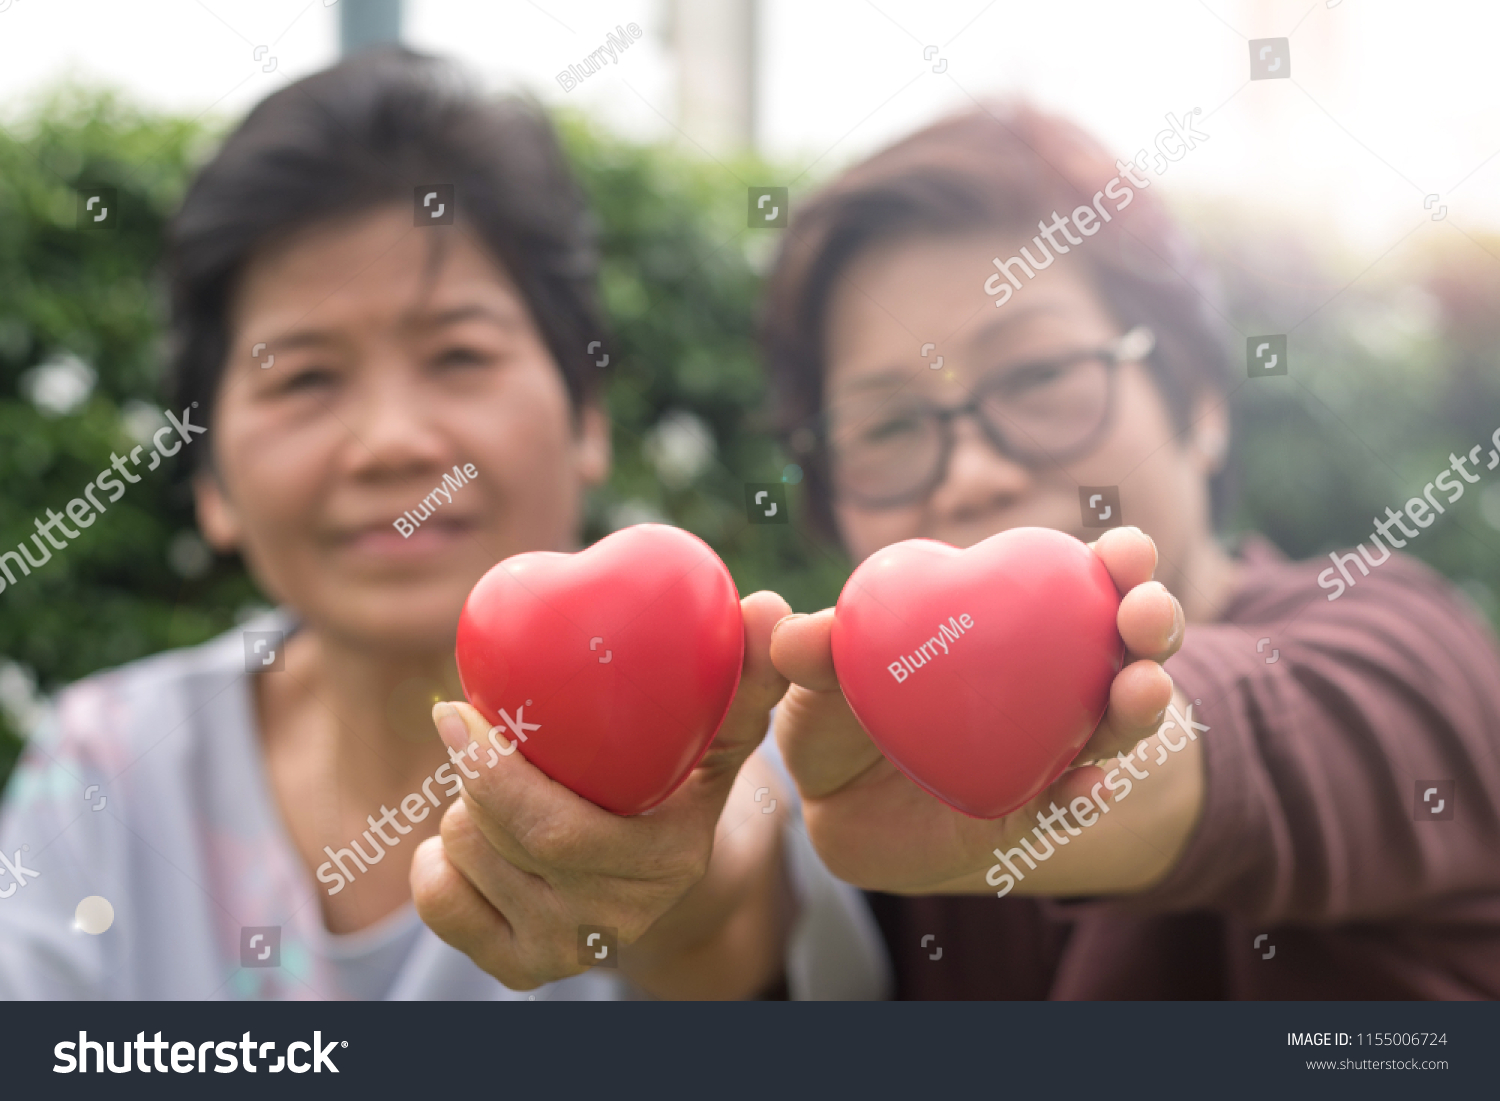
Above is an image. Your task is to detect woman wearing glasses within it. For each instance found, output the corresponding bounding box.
[761,104,1500,998]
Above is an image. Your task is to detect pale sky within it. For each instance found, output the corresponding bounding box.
[1,0,1498,259]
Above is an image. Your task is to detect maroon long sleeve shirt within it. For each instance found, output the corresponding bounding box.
[868,536,1500,999]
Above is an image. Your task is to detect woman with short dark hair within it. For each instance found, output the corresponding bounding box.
[0,48,889,1001]
[763,103,1500,999]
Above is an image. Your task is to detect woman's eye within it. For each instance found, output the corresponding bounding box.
[861,414,924,444]
[433,346,491,369]
[280,367,338,393]
[996,362,1066,396]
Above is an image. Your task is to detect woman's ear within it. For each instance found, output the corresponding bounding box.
[193,466,243,554]
[1188,391,1230,476]
[574,402,612,488]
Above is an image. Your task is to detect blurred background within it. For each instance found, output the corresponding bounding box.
[2,0,1499,786]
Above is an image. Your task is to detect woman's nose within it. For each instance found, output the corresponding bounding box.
[927,414,1033,520]
[341,358,450,478]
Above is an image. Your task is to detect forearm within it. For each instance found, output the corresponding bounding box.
[621,754,793,998]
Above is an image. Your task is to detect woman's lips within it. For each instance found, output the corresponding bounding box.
[339,516,479,560]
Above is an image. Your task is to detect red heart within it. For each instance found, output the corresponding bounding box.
[455,524,743,815]
[830,527,1123,819]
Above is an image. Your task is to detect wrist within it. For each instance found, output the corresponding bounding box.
[620,757,792,997]
[960,687,1206,898]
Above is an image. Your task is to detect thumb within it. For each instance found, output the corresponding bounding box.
[694,590,792,779]
[768,607,838,690]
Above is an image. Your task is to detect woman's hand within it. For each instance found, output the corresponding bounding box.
[770,526,1204,897]
[411,591,794,998]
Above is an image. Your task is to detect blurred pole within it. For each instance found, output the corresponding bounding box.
[340,0,403,55]
[666,0,758,155]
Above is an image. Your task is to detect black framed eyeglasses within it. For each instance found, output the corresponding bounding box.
[807,326,1155,509]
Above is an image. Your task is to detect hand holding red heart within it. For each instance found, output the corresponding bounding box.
[830,526,1126,818]
[410,589,794,997]
[418,522,1201,992]
[771,526,1204,897]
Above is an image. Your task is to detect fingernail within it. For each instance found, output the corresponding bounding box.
[432,701,469,753]
[771,613,807,636]
[1167,597,1185,647]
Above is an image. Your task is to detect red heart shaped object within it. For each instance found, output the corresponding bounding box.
[831,527,1123,819]
[455,524,743,815]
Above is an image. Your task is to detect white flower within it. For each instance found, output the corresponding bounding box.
[20,352,96,417]
[607,499,668,531]
[120,400,168,448]
[644,409,716,489]
[0,659,49,737]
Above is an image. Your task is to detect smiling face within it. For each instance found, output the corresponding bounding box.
[822,232,1225,596]
[195,204,609,655]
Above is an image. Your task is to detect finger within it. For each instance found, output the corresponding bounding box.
[421,817,588,989]
[1089,526,1158,596]
[774,682,887,800]
[768,607,838,691]
[1117,580,1185,662]
[435,699,716,893]
[437,797,581,960]
[432,700,642,875]
[1077,658,1174,761]
[771,604,966,801]
[442,776,681,944]
[696,590,794,778]
[438,796,546,914]
[409,834,546,989]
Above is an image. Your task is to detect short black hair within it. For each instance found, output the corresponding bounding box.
[165,46,607,464]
